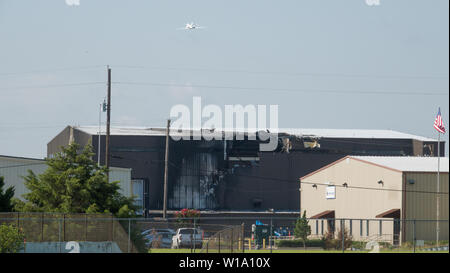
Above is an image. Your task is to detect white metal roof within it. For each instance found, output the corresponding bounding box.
[75,126,168,136]
[74,126,438,142]
[282,128,437,142]
[351,156,449,173]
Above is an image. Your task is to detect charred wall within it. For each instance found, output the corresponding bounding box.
[168,140,227,210]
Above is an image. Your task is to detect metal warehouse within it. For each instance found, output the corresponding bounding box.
[47,125,444,220]
[299,156,449,245]
[0,155,132,201]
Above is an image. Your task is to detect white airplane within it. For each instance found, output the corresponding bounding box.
[177,22,206,30]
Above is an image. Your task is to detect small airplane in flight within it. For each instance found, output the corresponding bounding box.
[177,22,207,30]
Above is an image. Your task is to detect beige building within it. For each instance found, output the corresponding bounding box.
[300,156,449,245]
[0,155,132,201]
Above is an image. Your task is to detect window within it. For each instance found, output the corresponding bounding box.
[180,229,194,235]
[132,179,144,215]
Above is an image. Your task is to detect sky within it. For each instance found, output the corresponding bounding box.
[0,0,448,159]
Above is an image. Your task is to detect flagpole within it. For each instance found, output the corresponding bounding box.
[436,131,440,247]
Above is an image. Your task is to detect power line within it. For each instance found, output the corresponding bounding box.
[0,82,106,91]
[111,65,449,81]
[146,159,449,195]
[0,65,106,78]
[1,155,446,195]
[112,81,448,96]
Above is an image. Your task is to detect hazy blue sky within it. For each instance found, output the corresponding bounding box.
[0,0,448,158]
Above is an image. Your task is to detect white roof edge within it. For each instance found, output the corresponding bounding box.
[73,126,439,142]
[350,156,449,172]
[0,155,46,162]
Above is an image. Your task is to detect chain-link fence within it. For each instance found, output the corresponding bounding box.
[0,213,448,253]
[200,224,244,253]
[265,217,449,253]
[0,212,140,253]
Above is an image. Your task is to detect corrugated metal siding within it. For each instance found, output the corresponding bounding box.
[0,157,47,200]
[301,157,403,243]
[109,167,132,197]
[0,156,133,201]
[405,172,449,241]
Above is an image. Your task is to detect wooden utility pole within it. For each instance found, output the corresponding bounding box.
[105,66,112,181]
[163,119,171,219]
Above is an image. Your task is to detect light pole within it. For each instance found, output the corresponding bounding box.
[268,208,275,253]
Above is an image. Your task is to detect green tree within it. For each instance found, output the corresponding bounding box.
[0,176,15,212]
[294,211,311,249]
[0,224,25,253]
[13,141,136,216]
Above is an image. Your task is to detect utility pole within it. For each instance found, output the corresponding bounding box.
[105,66,111,181]
[163,119,171,219]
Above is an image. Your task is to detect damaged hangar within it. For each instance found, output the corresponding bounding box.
[47,126,444,217]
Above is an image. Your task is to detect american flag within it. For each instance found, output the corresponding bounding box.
[434,108,446,134]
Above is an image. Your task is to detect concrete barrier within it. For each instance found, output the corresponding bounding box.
[19,241,122,253]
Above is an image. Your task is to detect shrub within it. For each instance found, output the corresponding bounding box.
[336,228,353,249]
[321,232,339,250]
[321,228,352,250]
[275,239,324,248]
[351,241,366,250]
[0,224,25,253]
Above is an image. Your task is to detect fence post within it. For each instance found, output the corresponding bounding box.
[241,223,245,253]
[128,219,131,253]
[41,213,44,242]
[63,214,66,242]
[85,214,88,242]
[349,219,352,236]
[341,219,344,253]
[193,218,196,253]
[111,216,114,242]
[270,216,273,254]
[413,220,416,253]
[58,218,62,253]
[218,232,221,253]
[231,227,234,253]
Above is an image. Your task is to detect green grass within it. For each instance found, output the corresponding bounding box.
[147,248,449,254]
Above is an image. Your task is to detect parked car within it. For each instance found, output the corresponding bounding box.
[171,228,203,249]
[141,228,176,248]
